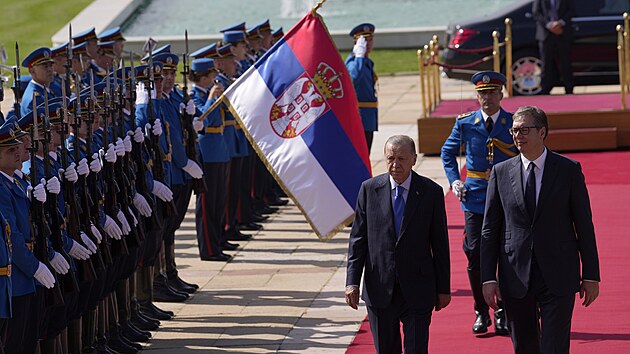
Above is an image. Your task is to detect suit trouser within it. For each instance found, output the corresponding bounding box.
[252,154,269,211]
[364,131,374,155]
[366,282,432,354]
[0,318,7,354]
[225,157,244,238]
[464,211,490,314]
[539,33,573,94]
[502,260,575,354]
[5,292,36,354]
[195,162,228,258]
[238,154,254,224]
[164,182,193,277]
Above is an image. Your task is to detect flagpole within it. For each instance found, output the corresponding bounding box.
[312,0,327,13]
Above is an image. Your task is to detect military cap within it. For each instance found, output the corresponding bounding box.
[51,42,69,58]
[72,42,89,57]
[349,23,375,38]
[3,115,27,139]
[98,41,116,55]
[247,27,262,41]
[255,19,272,33]
[134,62,164,81]
[272,27,284,41]
[98,26,126,42]
[153,53,179,70]
[223,31,247,44]
[37,98,66,125]
[73,27,97,45]
[22,47,54,68]
[220,22,246,33]
[113,66,132,81]
[191,58,215,72]
[216,44,234,58]
[141,44,171,62]
[17,104,46,133]
[0,118,22,147]
[68,92,94,112]
[471,71,506,91]
[191,43,217,59]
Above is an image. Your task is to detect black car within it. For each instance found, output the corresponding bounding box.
[440,0,630,95]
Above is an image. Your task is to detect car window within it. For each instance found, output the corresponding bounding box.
[575,0,630,17]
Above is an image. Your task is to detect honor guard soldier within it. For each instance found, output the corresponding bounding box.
[246,26,265,61]
[0,122,14,354]
[257,19,273,51]
[97,26,126,58]
[345,23,378,154]
[20,48,55,117]
[72,27,106,84]
[49,42,70,98]
[188,57,232,261]
[271,27,284,46]
[221,30,251,77]
[441,71,517,336]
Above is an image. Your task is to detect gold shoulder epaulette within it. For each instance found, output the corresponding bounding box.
[457,112,474,119]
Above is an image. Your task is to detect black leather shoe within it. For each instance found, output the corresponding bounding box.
[153,278,189,302]
[120,322,150,342]
[130,312,159,331]
[494,309,509,335]
[168,275,197,294]
[239,222,263,231]
[221,241,240,251]
[139,304,172,321]
[251,213,269,222]
[473,311,492,334]
[155,274,190,298]
[147,301,175,318]
[227,231,252,241]
[268,198,288,206]
[107,332,138,353]
[118,331,143,350]
[201,253,232,262]
[260,205,279,214]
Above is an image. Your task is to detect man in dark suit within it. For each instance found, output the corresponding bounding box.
[533,0,575,94]
[346,135,451,354]
[481,106,600,354]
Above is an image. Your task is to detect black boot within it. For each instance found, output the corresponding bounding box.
[494,301,510,335]
[468,269,491,334]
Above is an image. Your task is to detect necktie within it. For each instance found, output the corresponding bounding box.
[393,185,405,238]
[525,162,537,218]
[485,117,494,133]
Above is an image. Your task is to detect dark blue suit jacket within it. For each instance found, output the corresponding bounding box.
[346,171,450,310]
[481,151,600,298]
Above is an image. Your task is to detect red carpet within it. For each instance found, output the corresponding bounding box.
[431,93,622,118]
[346,151,630,353]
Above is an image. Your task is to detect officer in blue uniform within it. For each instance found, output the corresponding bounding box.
[441,71,517,336]
[49,42,70,98]
[345,23,378,154]
[72,27,106,84]
[20,48,55,117]
[97,26,126,58]
[271,27,284,46]
[0,123,14,354]
[221,29,251,77]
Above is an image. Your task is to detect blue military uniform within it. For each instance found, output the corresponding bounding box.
[345,23,377,153]
[440,71,516,335]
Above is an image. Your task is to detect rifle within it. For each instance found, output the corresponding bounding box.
[100,68,129,257]
[182,30,207,195]
[146,44,177,217]
[128,53,162,231]
[30,93,64,307]
[13,43,21,117]
[42,92,80,294]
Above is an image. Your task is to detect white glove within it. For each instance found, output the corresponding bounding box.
[136,82,148,105]
[127,206,138,226]
[151,180,173,202]
[63,162,78,182]
[30,179,47,203]
[90,223,102,244]
[50,252,70,275]
[104,215,122,240]
[77,158,90,176]
[192,116,204,132]
[151,119,162,136]
[89,153,102,173]
[116,210,131,235]
[123,135,132,152]
[353,36,368,58]
[104,144,117,163]
[68,241,90,260]
[182,159,203,179]
[48,151,58,161]
[80,231,97,254]
[46,176,61,195]
[133,193,152,217]
[452,180,468,202]
[115,138,126,156]
[34,262,55,289]
[133,127,144,143]
[180,99,195,115]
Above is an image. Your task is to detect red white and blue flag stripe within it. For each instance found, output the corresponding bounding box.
[222,11,372,239]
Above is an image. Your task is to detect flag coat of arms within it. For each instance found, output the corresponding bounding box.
[221,10,372,239]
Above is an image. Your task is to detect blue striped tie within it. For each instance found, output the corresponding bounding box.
[393,185,405,239]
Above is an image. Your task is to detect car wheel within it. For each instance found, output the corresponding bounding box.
[510,51,543,96]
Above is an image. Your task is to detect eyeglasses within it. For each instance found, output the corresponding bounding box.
[508,126,539,136]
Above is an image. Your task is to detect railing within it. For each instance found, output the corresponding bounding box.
[418,18,513,118]
[618,13,630,110]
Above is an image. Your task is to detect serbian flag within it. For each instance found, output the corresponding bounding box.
[222,10,372,240]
